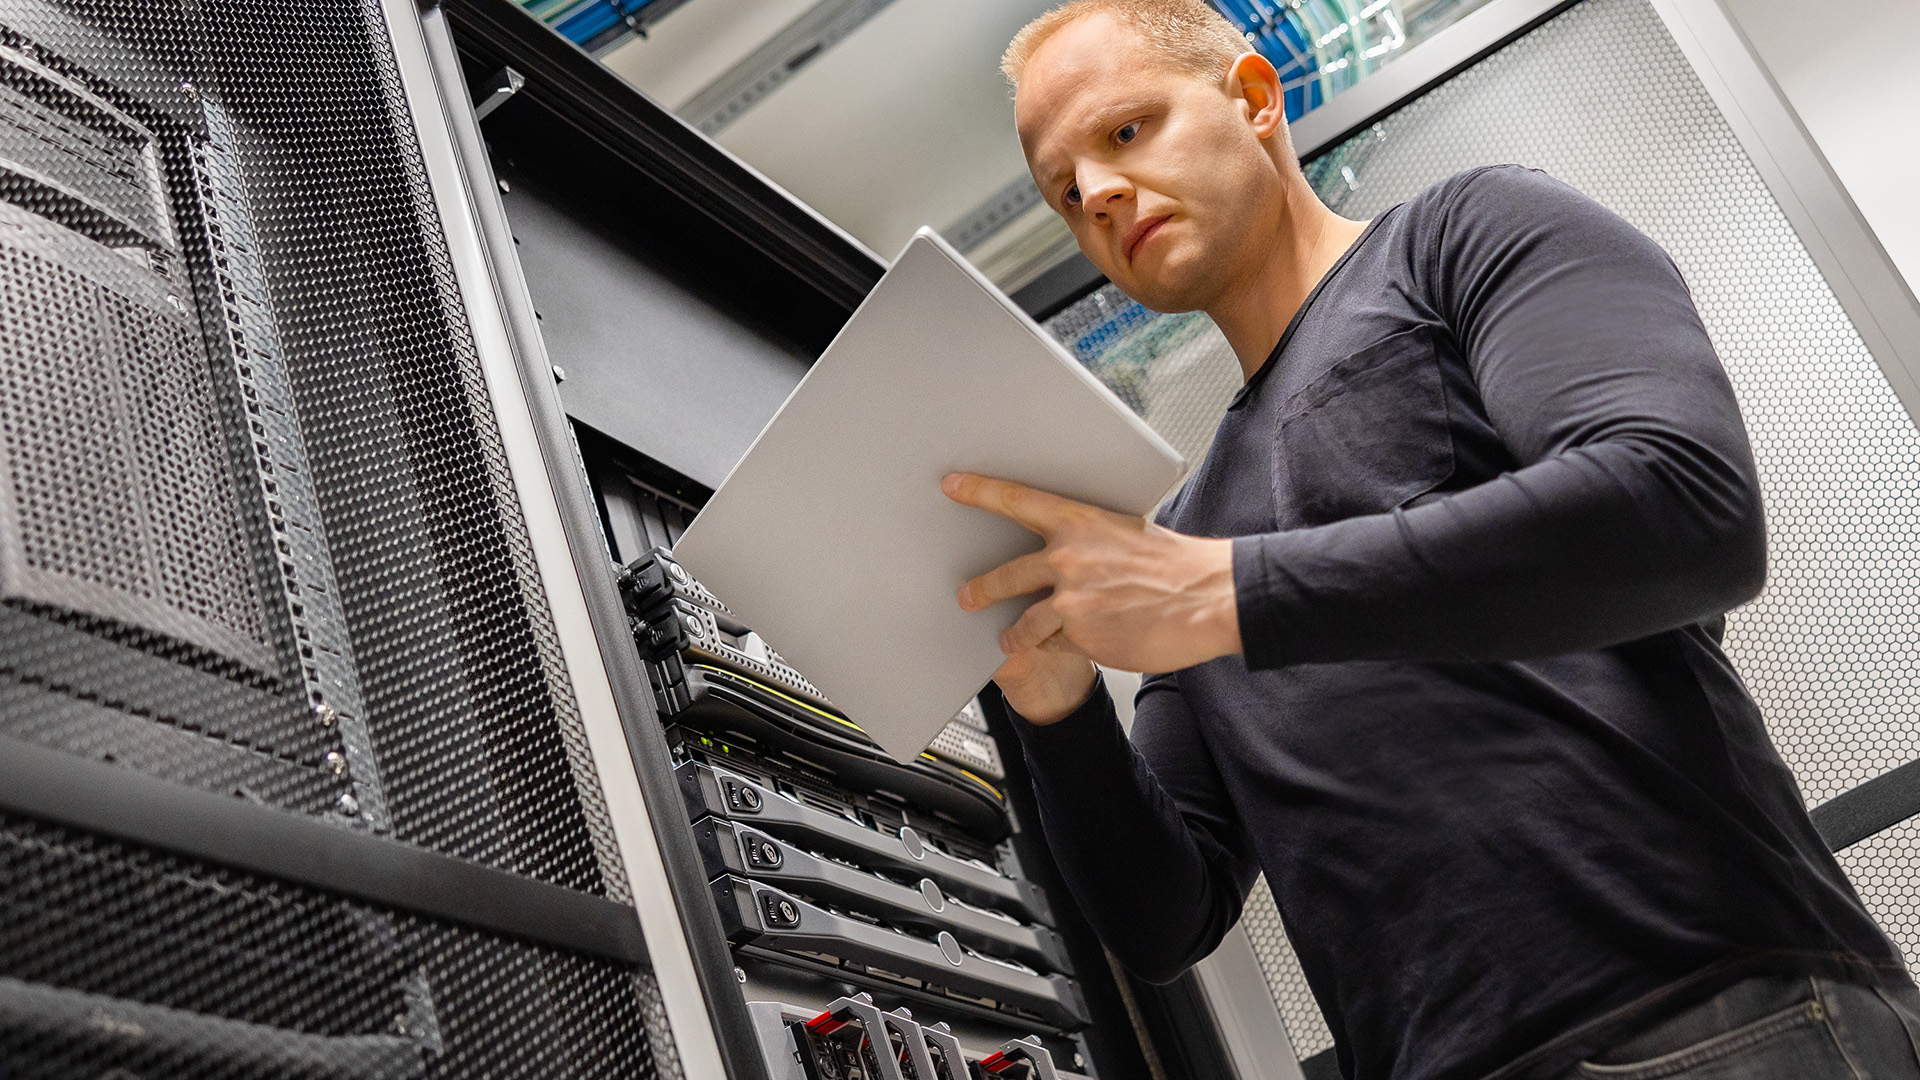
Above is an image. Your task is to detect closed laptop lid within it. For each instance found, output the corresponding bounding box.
[673,228,1184,762]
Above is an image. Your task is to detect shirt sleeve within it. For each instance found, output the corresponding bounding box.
[1008,671,1260,983]
[1235,166,1766,668]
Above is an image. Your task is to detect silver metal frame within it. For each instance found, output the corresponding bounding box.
[375,2,728,1076]
[1190,925,1308,1079]
[1646,0,1920,429]
[1287,0,1578,158]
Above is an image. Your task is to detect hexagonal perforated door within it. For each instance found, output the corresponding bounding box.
[1048,0,1920,1062]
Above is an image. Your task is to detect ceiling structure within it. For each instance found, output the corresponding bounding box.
[595,0,1489,291]
[603,0,1076,290]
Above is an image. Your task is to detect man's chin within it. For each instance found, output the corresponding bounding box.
[1116,269,1209,315]
[1078,247,1208,313]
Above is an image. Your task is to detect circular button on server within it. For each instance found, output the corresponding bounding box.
[762,894,802,930]
[748,835,782,869]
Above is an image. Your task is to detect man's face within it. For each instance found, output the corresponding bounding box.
[1015,14,1277,312]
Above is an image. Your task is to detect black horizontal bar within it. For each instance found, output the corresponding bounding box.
[0,976,424,1080]
[442,0,883,313]
[1011,251,1105,322]
[1300,1048,1341,1080]
[0,734,647,966]
[1812,757,1920,852]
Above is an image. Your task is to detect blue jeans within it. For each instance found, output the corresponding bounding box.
[1562,976,1920,1079]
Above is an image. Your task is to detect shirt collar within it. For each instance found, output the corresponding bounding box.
[1227,208,1397,411]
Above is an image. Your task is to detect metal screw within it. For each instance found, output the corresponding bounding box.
[497,178,510,194]
[324,751,347,777]
[551,364,566,383]
[337,792,360,816]
[314,703,337,728]
[733,967,747,984]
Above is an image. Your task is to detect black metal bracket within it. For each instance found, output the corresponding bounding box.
[417,7,778,1077]
[1813,757,1920,851]
[0,734,647,965]
[471,64,522,120]
[440,0,882,313]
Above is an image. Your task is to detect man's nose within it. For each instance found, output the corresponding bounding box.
[1080,167,1132,220]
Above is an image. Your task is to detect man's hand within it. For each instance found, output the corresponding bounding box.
[943,472,1241,722]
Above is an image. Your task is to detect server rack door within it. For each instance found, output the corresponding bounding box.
[0,0,694,1076]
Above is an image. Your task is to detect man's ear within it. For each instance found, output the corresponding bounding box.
[1226,51,1286,139]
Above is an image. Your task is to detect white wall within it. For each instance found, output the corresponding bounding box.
[601,0,820,111]
[712,0,1052,260]
[1721,0,1920,292]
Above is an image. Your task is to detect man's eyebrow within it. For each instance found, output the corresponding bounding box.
[1034,97,1162,190]
[1082,98,1159,133]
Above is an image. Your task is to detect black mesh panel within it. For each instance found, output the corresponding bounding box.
[0,812,659,1080]
[0,0,620,887]
[0,0,670,1075]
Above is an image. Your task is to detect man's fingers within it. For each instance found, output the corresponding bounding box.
[1000,597,1065,655]
[943,472,1078,539]
[1035,632,1086,656]
[960,550,1054,611]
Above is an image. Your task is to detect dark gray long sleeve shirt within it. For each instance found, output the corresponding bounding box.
[1010,166,1907,1080]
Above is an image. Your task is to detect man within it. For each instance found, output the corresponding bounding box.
[940,2,1920,1078]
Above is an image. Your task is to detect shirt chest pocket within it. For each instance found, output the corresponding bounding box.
[1273,325,1455,529]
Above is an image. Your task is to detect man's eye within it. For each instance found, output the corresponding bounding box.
[1116,122,1139,144]
[1064,183,1081,206]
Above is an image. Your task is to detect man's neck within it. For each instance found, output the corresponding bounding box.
[1207,183,1371,382]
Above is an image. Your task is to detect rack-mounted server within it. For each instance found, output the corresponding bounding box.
[620,547,1092,1062]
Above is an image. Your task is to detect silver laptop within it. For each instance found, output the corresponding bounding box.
[672,229,1184,762]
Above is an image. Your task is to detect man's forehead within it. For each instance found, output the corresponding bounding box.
[1015,14,1160,156]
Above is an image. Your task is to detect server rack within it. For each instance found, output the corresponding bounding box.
[434,1,1259,1074]
[9,1,1912,1079]
[0,0,1247,1071]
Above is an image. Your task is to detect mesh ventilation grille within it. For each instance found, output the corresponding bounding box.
[0,168,269,670]
[0,811,662,1080]
[0,0,667,1074]
[0,0,630,888]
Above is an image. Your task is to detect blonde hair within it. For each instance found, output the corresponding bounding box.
[1001,0,1252,90]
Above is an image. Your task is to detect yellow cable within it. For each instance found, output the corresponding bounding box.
[694,663,865,732]
[694,664,1005,802]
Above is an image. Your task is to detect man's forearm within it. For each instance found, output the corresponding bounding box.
[1010,676,1252,982]
[1233,432,1766,668]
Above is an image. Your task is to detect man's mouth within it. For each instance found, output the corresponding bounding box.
[1124,215,1171,264]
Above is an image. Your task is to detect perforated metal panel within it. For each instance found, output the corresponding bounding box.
[0,34,271,673]
[0,0,673,1075]
[1046,293,1240,475]
[1046,0,1920,1060]
[0,0,628,887]
[0,811,662,1080]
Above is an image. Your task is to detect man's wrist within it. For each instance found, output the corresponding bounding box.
[1009,670,1108,731]
[1003,658,1099,725]
[1203,536,1243,659]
